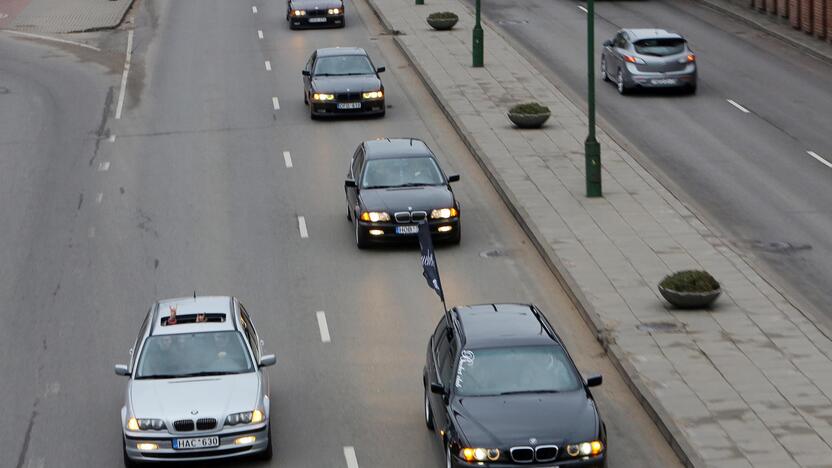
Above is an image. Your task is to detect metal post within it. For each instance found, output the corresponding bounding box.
[416,0,423,5]
[473,0,484,67]
[585,0,602,197]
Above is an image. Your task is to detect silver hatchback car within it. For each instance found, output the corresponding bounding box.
[115,296,275,466]
[601,29,697,95]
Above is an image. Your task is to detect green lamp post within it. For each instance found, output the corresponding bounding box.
[585,0,602,197]
[473,0,484,67]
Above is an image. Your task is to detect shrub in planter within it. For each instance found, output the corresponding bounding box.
[658,270,721,309]
[507,102,551,128]
[427,12,459,30]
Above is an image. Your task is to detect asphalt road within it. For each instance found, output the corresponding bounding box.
[0,0,681,466]
[474,0,832,327]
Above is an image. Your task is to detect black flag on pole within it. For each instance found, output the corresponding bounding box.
[418,221,445,305]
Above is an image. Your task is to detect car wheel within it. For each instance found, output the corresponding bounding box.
[355,219,370,249]
[304,91,308,105]
[447,225,461,245]
[310,105,318,120]
[346,201,352,221]
[424,385,435,430]
[445,442,454,468]
[686,83,697,95]
[617,69,628,95]
[259,425,274,461]
[601,56,610,82]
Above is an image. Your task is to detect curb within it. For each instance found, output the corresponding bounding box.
[362,0,702,466]
[689,0,832,66]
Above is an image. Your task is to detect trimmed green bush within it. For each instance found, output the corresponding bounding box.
[428,11,459,20]
[509,102,550,115]
[659,270,720,293]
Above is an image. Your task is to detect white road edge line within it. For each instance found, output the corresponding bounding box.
[258,30,264,39]
[298,216,308,238]
[344,447,359,468]
[316,311,331,343]
[252,6,258,13]
[1,30,102,51]
[577,5,588,13]
[283,151,293,168]
[272,97,280,110]
[265,60,272,71]
[726,99,750,113]
[807,150,832,169]
[115,30,134,120]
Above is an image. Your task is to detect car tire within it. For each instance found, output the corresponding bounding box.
[355,219,370,249]
[304,91,308,105]
[447,224,461,245]
[310,105,318,120]
[686,83,697,95]
[617,69,628,95]
[259,425,274,461]
[601,56,610,82]
[424,385,435,430]
[346,202,352,221]
[445,442,454,468]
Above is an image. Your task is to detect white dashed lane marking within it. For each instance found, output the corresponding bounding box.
[98,161,110,172]
[298,216,308,238]
[115,30,134,120]
[726,99,750,114]
[344,447,359,468]
[265,61,272,71]
[808,150,832,169]
[272,97,280,110]
[108,135,116,143]
[316,311,331,343]
[283,151,293,168]
[252,6,258,13]
[577,5,587,13]
[258,30,264,39]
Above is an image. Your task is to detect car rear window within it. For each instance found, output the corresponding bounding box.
[136,331,254,379]
[454,345,582,396]
[634,38,686,57]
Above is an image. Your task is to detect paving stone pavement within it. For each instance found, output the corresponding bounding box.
[5,0,133,33]
[364,0,832,466]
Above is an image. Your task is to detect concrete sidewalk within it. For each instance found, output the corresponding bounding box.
[365,0,832,466]
[5,0,133,33]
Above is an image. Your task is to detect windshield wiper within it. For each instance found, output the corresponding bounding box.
[363,184,396,189]
[136,374,180,380]
[393,182,435,187]
[498,389,561,396]
[179,371,241,377]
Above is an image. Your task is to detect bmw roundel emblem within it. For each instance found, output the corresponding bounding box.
[529,438,538,446]
[190,409,199,415]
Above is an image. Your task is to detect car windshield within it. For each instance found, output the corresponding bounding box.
[361,156,444,189]
[454,345,582,396]
[633,38,686,57]
[314,55,375,76]
[135,331,254,379]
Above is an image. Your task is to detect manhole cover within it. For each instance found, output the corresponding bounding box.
[748,240,811,253]
[636,322,680,333]
[497,19,528,25]
[480,249,506,258]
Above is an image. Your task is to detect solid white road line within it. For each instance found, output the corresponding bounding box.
[115,30,134,120]
[96,193,103,204]
[316,311,331,343]
[726,99,750,113]
[807,150,832,169]
[298,216,308,238]
[283,151,293,168]
[1,30,102,51]
[272,97,280,110]
[258,30,264,39]
[344,447,359,468]
[577,5,588,13]
[265,60,272,71]
[98,161,110,172]
[252,6,258,13]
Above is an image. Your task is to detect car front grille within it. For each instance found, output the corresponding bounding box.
[510,446,534,463]
[509,445,559,463]
[336,92,361,101]
[394,211,427,223]
[173,419,195,432]
[196,418,217,430]
[535,445,559,462]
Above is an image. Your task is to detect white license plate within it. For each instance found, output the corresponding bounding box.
[337,102,361,109]
[395,225,419,235]
[173,436,220,450]
[652,78,676,85]
[308,17,327,23]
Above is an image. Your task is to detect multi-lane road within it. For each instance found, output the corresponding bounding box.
[476,0,832,327]
[0,0,682,466]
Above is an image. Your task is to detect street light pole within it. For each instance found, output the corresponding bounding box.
[585,0,602,197]
[473,0,484,67]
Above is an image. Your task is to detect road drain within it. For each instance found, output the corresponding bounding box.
[636,322,681,333]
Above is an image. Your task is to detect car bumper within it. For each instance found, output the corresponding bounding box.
[123,424,269,462]
[452,453,606,468]
[625,64,696,89]
[290,14,344,28]
[311,98,385,116]
[358,218,459,243]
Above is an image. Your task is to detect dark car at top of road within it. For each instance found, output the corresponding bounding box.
[601,28,697,95]
[345,138,461,248]
[303,47,386,118]
[287,0,344,28]
[424,304,607,468]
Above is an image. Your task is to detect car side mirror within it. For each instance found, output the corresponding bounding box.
[376,66,386,73]
[302,70,310,76]
[259,354,277,367]
[345,178,357,188]
[114,364,131,376]
[603,39,613,47]
[585,373,603,388]
[447,174,460,183]
[430,382,446,395]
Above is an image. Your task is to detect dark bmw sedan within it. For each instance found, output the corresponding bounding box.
[287,0,344,28]
[303,47,386,118]
[344,138,460,248]
[424,304,607,468]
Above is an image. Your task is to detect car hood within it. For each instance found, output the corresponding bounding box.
[360,185,454,213]
[129,373,260,421]
[311,75,381,94]
[451,391,599,447]
[290,0,342,9]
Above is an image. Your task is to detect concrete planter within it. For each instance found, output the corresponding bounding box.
[427,17,458,30]
[507,111,550,128]
[659,286,722,309]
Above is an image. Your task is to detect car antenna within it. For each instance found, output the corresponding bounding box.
[193,290,197,300]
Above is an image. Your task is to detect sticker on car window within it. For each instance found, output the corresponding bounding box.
[455,350,475,388]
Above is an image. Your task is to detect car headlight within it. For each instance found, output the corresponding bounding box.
[127,417,166,431]
[362,90,383,99]
[566,440,604,457]
[292,9,306,16]
[430,207,458,219]
[226,409,265,426]
[313,93,335,101]
[328,8,341,14]
[460,447,500,462]
[360,211,390,222]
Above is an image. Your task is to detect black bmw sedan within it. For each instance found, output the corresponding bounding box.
[303,47,386,118]
[424,304,607,468]
[344,138,460,248]
[287,0,344,28]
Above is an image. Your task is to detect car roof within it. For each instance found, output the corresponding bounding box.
[363,138,433,160]
[316,47,368,57]
[624,29,684,41]
[151,296,236,335]
[452,303,562,349]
